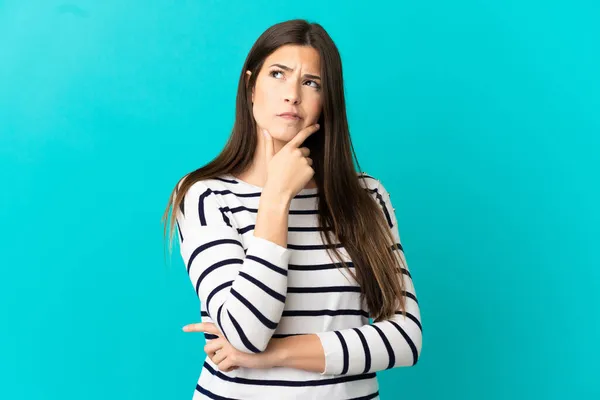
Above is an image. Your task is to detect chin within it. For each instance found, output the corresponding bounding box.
[270,125,303,142]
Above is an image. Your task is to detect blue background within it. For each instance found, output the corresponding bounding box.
[1,1,598,399]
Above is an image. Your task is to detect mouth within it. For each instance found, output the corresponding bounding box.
[278,113,302,120]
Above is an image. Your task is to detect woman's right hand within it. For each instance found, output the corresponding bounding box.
[262,124,320,199]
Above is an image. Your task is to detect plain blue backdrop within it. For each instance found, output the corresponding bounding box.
[1,1,598,399]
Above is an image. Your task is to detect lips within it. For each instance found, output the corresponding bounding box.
[278,112,301,119]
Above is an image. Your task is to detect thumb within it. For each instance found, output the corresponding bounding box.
[263,128,274,163]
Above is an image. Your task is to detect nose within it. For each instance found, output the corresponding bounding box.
[284,81,301,105]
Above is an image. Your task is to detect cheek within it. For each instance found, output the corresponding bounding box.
[305,97,323,125]
[251,84,277,125]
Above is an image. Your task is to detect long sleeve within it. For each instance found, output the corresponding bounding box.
[176,181,291,353]
[315,180,423,376]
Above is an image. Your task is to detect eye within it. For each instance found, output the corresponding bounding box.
[305,80,321,90]
[270,69,321,90]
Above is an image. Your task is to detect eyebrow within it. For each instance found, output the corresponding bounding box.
[269,63,321,80]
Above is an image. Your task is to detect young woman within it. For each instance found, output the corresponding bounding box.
[163,19,423,400]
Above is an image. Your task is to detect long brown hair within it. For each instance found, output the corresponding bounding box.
[162,19,407,321]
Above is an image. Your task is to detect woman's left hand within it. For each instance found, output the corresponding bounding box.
[183,322,280,372]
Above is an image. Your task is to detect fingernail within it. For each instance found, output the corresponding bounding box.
[182,326,188,332]
[315,124,320,129]
[262,129,268,137]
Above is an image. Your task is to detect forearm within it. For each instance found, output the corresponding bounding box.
[181,183,293,353]
[204,235,290,352]
[269,334,326,374]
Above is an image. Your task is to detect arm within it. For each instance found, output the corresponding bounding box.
[273,180,423,375]
[177,180,293,353]
[273,284,421,375]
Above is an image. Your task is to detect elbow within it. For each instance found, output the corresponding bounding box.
[215,303,277,353]
[251,331,275,353]
[393,330,422,368]
[410,332,423,366]
[231,342,262,354]
[412,345,422,366]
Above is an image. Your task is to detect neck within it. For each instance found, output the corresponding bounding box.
[235,126,317,189]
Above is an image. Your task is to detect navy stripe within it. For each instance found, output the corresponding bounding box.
[352,328,371,374]
[272,333,301,338]
[196,259,243,294]
[227,205,319,215]
[289,209,320,215]
[287,286,361,294]
[389,320,419,365]
[283,309,369,318]
[348,391,379,400]
[227,310,261,353]
[187,238,243,273]
[358,173,377,182]
[213,185,318,199]
[176,220,183,242]
[245,254,288,276]
[230,289,278,330]
[289,226,329,232]
[334,331,349,375]
[213,190,319,200]
[237,224,254,235]
[196,385,240,400]
[237,224,329,234]
[289,262,354,271]
[227,206,255,214]
[294,192,319,199]
[373,188,393,228]
[220,208,232,227]
[395,311,423,332]
[287,243,344,251]
[206,280,233,311]
[204,333,218,340]
[201,311,209,317]
[212,189,261,198]
[403,291,419,304]
[198,189,213,226]
[238,271,286,302]
[371,324,395,369]
[203,361,376,387]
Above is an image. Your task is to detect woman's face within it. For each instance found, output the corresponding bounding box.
[247,44,323,143]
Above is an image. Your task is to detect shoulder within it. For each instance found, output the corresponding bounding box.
[187,175,233,195]
[357,171,390,197]
[357,172,398,231]
[177,174,239,212]
[357,172,396,221]
[176,173,234,195]
[357,171,378,190]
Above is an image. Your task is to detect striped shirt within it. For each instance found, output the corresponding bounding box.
[176,172,423,400]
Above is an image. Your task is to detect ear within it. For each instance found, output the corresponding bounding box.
[245,70,254,102]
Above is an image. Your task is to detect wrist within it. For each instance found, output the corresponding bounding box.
[267,338,289,368]
[262,184,293,206]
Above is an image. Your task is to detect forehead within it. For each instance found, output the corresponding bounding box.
[264,45,321,72]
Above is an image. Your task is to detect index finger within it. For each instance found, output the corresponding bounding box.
[182,322,220,335]
[287,123,320,148]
